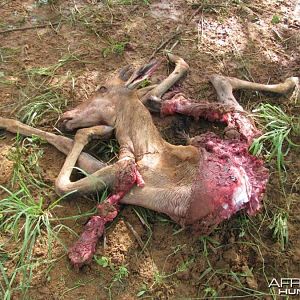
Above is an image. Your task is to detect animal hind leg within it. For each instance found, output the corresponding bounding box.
[209,75,299,142]
[160,76,299,143]
[141,53,189,111]
[209,75,299,110]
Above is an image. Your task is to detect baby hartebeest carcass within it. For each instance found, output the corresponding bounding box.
[0,54,298,268]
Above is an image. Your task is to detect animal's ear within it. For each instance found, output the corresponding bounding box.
[125,59,160,89]
[119,65,134,81]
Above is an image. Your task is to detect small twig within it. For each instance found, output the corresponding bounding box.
[168,40,179,52]
[188,4,204,22]
[272,28,283,41]
[125,221,149,255]
[197,11,204,50]
[125,221,144,248]
[149,28,182,60]
[193,3,228,7]
[0,22,60,35]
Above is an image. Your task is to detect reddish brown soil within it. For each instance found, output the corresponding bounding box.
[1,0,300,299]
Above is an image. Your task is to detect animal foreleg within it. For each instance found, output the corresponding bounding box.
[0,117,110,173]
[68,201,119,269]
[53,126,145,267]
[65,143,145,268]
[54,125,116,196]
[68,158,144,269]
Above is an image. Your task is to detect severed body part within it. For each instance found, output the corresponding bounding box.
[1,54,298,268]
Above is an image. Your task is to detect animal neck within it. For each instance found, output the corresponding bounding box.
[114,93,166,158]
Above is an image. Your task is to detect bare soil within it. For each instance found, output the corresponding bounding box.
[1,0,300,299]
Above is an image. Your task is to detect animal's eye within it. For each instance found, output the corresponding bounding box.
[97,86,108,93]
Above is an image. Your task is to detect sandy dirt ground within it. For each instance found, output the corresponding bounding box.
[0,0,300,299]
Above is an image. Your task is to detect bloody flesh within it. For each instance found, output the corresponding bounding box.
[68,160,145,268]
[162,95,269,232]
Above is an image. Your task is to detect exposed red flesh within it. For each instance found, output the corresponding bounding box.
[162,95,269,232]
[187,133,268,233]
[69,91,269,268]
[68,161,144,268]
[161,95,261,143]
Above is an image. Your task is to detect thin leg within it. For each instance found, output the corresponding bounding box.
[0,117,111,174]
[142,53,189,110]
[64,127,145,268]
[68,158,145,269]
[209,75,243,111]
[209,75,299,109]
[223,75,298,94]
[208,75,299,142]
[54,126,117,196]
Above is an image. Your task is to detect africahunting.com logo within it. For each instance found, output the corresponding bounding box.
[269,278,300,296]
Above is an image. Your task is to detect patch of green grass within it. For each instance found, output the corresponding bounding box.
[136,283,150,297]
[112,265,129,282]
[17,53,87,127]
[95,256,110,268]
[67,6,110,38]
[138,78,152,88]
[87,139,119,164]
[132,207,154,252]
[17,89,67,126]
[8,134,48,189]
[204,286,218,299]
[0,72,16,86]
[26,53,81,78]
[0,47,21,63]
[250,103,300,176]
[271,15,281,25]
[102,40,128,58]
[94,255,129,300]
[0,135,102,299]
[269,211,288,251]
[0,183,69,300]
